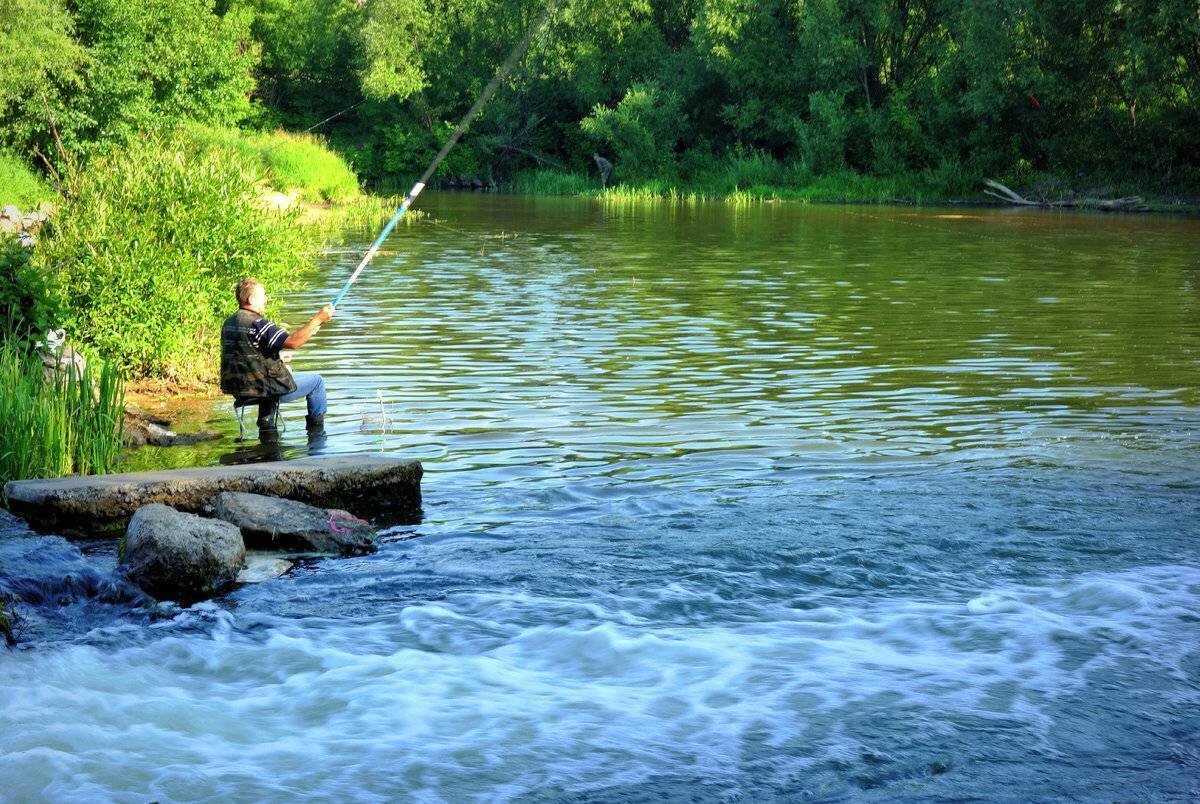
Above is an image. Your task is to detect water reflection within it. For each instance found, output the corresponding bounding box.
[122,196,1200,501]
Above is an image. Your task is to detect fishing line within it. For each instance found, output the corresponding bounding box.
[331,1,557,307]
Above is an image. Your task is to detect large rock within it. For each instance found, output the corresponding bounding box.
[120,504,245,601]
[213,492,376,555]
[4,455,422,536]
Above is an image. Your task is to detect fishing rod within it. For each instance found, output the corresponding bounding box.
[331,1,557,308]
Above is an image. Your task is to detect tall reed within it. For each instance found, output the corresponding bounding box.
[0,344,124,489]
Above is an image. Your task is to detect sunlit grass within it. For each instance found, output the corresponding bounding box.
[509,158,979,205]
[0,152,54,208]
[187,125,361,203]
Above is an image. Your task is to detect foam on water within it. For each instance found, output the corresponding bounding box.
[2,564,1198,801]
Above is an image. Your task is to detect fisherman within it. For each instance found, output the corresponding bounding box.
[593,152,613,188]
[220,278,334,437]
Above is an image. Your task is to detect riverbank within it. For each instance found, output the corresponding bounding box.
[0,128,412,486]
[508,167,1200,214]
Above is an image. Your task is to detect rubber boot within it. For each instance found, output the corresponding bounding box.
[305,414,325,434]
[255,398,278,432]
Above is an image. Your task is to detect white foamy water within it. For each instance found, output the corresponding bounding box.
[3,564,1197,801]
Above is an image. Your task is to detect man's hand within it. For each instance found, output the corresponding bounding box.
[282,305,336,351]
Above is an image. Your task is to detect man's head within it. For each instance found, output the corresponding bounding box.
[237,279,267,313]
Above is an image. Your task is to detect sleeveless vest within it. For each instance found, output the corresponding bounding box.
[219,309,297,399]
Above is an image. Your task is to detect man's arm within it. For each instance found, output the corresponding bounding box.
[282,305,335,350]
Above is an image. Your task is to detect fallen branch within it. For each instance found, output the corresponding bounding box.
[982,179,1148,212]
[981,179,1039,205]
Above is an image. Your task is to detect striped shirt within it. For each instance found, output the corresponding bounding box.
[249,316,289,358]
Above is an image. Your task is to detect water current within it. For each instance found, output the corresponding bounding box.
[2,195,1199,800]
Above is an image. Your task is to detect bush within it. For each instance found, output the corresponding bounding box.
[188,125,361,202]
[1,237,60,351]
[0,341,124,487]
[0,152,55,208]
[37,131,322,379]
[581,83,684,180]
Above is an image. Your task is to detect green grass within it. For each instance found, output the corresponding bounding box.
[187,125,361,203]
[510,151,980,205]
[511,166,975,205]
[509,159,1200,212]
[0,343,124,489]
[0,152,55,208]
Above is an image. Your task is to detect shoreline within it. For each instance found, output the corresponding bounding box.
[498,169,1200,216]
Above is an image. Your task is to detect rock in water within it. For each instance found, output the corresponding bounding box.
[123,407,221,448]
[121,504,245,600]
[212,492,377,555]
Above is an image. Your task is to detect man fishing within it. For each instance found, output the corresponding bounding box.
[593,152,613,188]
[220,278,334,438]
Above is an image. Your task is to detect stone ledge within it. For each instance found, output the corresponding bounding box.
[3,454,422,536]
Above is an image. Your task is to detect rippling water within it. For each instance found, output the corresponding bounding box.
[3,196,1199,800]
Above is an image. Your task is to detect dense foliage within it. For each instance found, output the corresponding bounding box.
[1,0,257,159]
[245,0,1200,191]
[2,0,1196,191]
[0,237,60,352]
[36,132,321,379]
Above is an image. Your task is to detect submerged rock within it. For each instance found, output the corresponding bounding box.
[237,553,295,583]
[212,491,376,555]
[120,504,245,601]
[123,407,221,448]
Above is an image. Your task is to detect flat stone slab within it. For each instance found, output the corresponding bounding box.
[4,455,422,536]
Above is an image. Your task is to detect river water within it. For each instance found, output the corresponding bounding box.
[2,195,1199,800]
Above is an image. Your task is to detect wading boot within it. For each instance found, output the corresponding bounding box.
[255,400,278,432]
[257,399,280,440]
[305,414,325,435]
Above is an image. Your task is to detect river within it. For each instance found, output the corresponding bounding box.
[2,194,1198,800]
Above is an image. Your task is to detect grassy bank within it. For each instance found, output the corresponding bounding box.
[0,124,381,485]
[23,125,404,383]
[37,131,323,380]
[187,125,361,203]
[509,164,1200,213]
[0,152,54,208]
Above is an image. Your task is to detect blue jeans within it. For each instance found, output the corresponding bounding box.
[280,371,327,417]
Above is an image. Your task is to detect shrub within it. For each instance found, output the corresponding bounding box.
[0,341,124,487]
[581,83,684,180]
[792,91,851,175]
[1,237,60,351]
[37,131,322,379]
